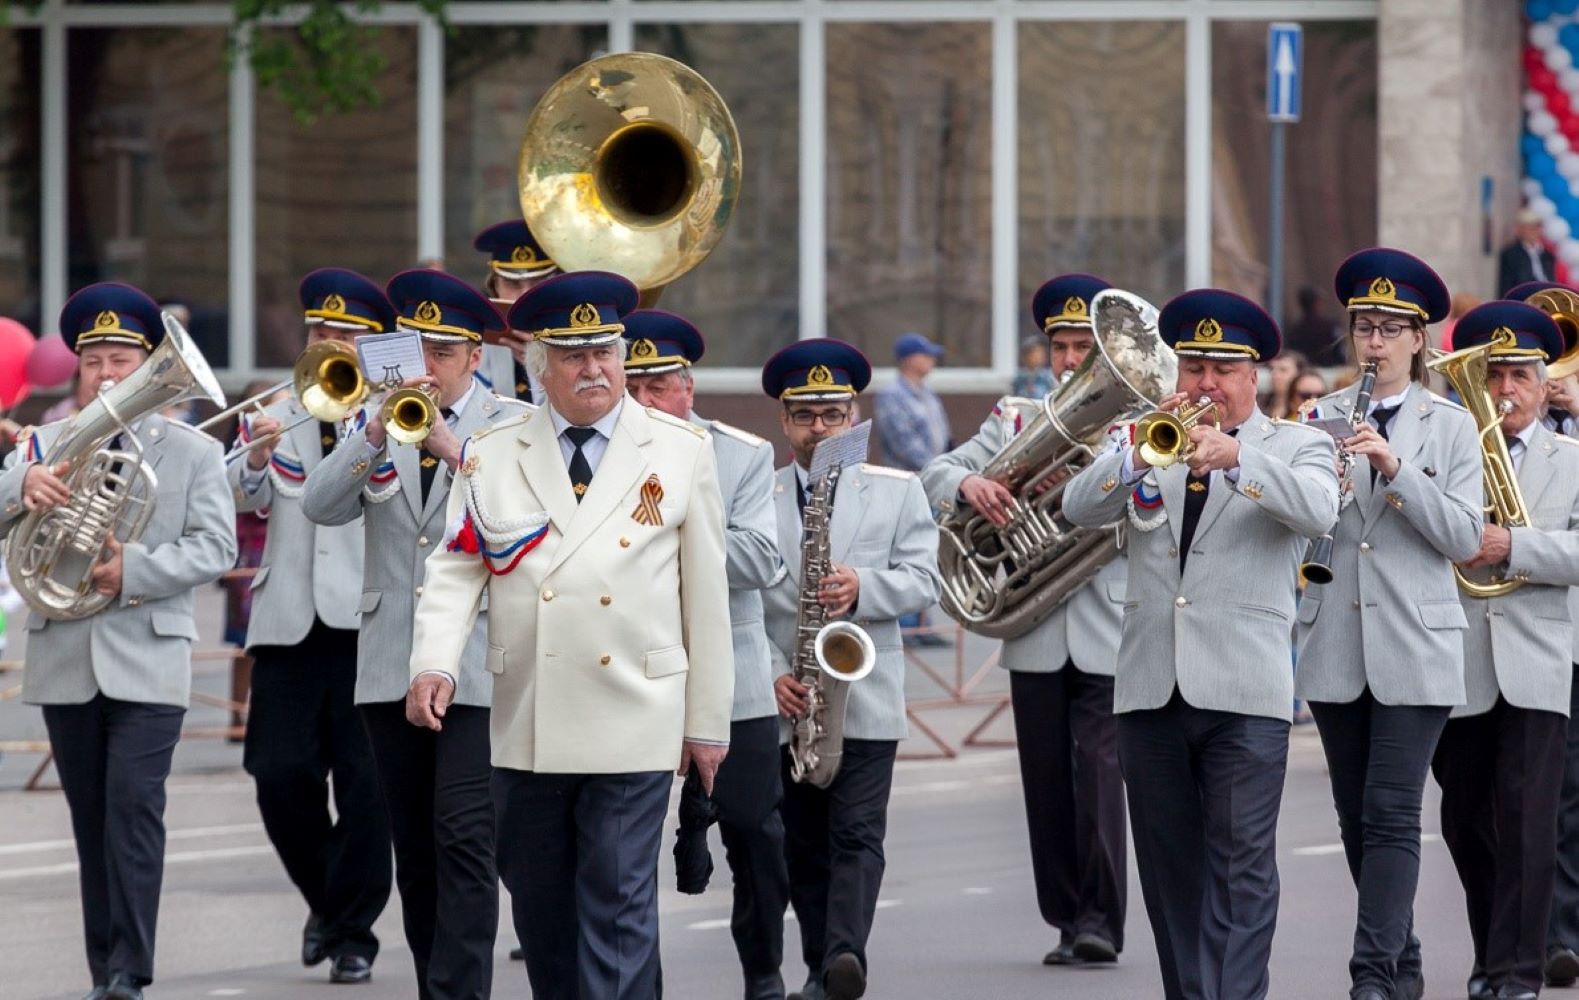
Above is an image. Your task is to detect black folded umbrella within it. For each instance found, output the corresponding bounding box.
[673,770,718,894]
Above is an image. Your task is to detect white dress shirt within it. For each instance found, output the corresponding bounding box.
[549,396,624,474]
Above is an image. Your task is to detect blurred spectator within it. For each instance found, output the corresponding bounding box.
[1498,207,1556,295]
[1438,291,1481,352]
[1011,335,1055,398]
[41,370,93,423]
[1259,350,1309,419]
[222,379,284,737]
[874,332,950,471]
[1286,371,1328,419]
[1546,370,1579,437]
[1284,286,1347,367]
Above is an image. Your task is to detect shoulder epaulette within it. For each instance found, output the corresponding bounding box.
[648,407,707,438]
[474,410,532,441]
[1428,391,1469,413]
[1555,433,1579,448]
[709,419,765,448]
[859,463,915,480]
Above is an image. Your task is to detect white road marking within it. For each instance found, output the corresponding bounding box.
[962,886,993,895]
[0,843,273,881]
[0,823,263,857]
[1292,832,1441,857]
[688,899,901,931]
[207,990,247,996]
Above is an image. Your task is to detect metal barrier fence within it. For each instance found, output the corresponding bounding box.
[898,621,1014,760]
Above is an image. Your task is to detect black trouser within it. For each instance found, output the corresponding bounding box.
[780,738,897,984]
[244,621,391,961]
[494,767,673,1000]
[360,701,496,1000]
[1551,672,1579,955]
[1308,690,1450,994]
[42,695,185,989]
[1010,666,1127,949]
[1117,690,1288,1000]
[703,716,791,983]
[1434,698,1567,994]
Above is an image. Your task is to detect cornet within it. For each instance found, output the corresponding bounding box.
[1134,397,1221,468]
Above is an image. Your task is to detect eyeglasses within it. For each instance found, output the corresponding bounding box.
[1294,390,1323,401]
[1352,320,1412,339]
[787,408,851,427]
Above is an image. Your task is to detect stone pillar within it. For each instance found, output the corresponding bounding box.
[1378,0,1522,301]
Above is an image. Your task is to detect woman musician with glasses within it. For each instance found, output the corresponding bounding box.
[1293,248,1485,1000]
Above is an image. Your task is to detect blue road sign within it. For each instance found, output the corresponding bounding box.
[1267,23,1303,123]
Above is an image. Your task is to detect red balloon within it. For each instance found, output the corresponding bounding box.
[1527,46,1546,71]
[0,317,34,410]
[1552,91,1573,118]
[25,332,77,389]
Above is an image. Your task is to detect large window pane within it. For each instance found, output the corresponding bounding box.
[0,29,40,336]
[443,24,606,284]
[255,28,417,367]
[67,27,228,363]
[636,23,799,366]
[1211,19,1378,348]
[1019,21,1186,328]
[827,23,992,366]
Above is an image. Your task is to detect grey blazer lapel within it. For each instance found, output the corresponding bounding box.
[1159,462,1187,547]
[1192,411,1274,546]
[774,467,801,584]
[392,439,423,522]
[419,392,495,525]
[137,414,172,474]
[830,466,870,563]
[1363,383,1429,530]
[1520,422,1560,507]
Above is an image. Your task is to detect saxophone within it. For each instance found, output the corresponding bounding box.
[788,465,877,789]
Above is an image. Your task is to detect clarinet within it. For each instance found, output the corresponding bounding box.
[1299,361,1378,585]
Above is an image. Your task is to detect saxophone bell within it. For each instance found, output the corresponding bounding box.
[813,621,875,683]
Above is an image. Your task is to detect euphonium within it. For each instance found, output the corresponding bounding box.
[789,464,877,789]
[1300,360,1378,585]
[6,313,226,621]
[518,52,740,309]
[1428,328,1530,598]
[1133,397,1221,468]
[935,290,1177,640]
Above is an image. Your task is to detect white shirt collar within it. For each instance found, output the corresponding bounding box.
[1366,385,1411,416]
[445,379,477,421]
[548,395,624,441]
[1508,417,1538,451]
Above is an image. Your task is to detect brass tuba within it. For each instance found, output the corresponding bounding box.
[935,290,1177,640]
[1527,286,1579,380]
[7,312,226,620]
[1428,328,1530,598]
[517,52,741,306]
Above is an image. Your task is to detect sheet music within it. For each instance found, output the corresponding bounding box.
[355,331,427,386]
[809,420,872,484]
[1305,417,1357,442]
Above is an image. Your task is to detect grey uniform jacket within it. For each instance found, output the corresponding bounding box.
[1294,383,1484,707]
[0,415,237,707]
[228,396,364,649]
[1455,423,1579,717]
[694,414,782,722]
[764,462,943,742]
[921,398,1127,675]
[1063,409,1338,722]
[302,389,529,707]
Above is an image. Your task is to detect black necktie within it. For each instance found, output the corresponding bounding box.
[1176,428,1236,572]
[513,360,533,404]
[418,407,456,506]
[318,420,338,458]
[1369,403,1400,484]
[565,426,597,503]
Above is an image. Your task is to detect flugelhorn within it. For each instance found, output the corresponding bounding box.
[1134,397,1220,468]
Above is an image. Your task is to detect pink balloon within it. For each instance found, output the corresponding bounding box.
[25,332,77,389]
[0,318,34,410]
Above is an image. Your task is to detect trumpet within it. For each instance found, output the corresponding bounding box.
[1134,397,1220,468]
[378,384,438,446]
[200,341,368,463]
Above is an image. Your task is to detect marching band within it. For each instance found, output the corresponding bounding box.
[14,54,1579,1000]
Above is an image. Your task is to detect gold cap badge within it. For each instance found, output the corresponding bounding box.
[570,303,600,328]
[415,300,443,325]
[323,293,346,314]
[808,364,834,386]
[1368,276,1396,300]
[631,338,657,359]
[1064,296,1087,317]
[1194,317,1223,343]
[95,310,118,330]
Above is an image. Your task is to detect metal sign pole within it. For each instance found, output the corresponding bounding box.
[1266,22,1303,333]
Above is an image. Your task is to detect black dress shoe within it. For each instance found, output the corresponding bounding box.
[1497,988,1539,1000]
[1072,931,1118,964]
[745,971,787,1000]
[330,954,373,984]
[104,975,143,1000]
[1352,988,1389,1000]
[1550,946,1579,987]
[1043,940,1082,966]
[80,988,108,1000]
[787,976,826,1000]
[302,912,328,967]
[1391,972,1424,1000]
[509,946,525,961]
[824,953,866,1000]
[1467,966,1493,1000]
